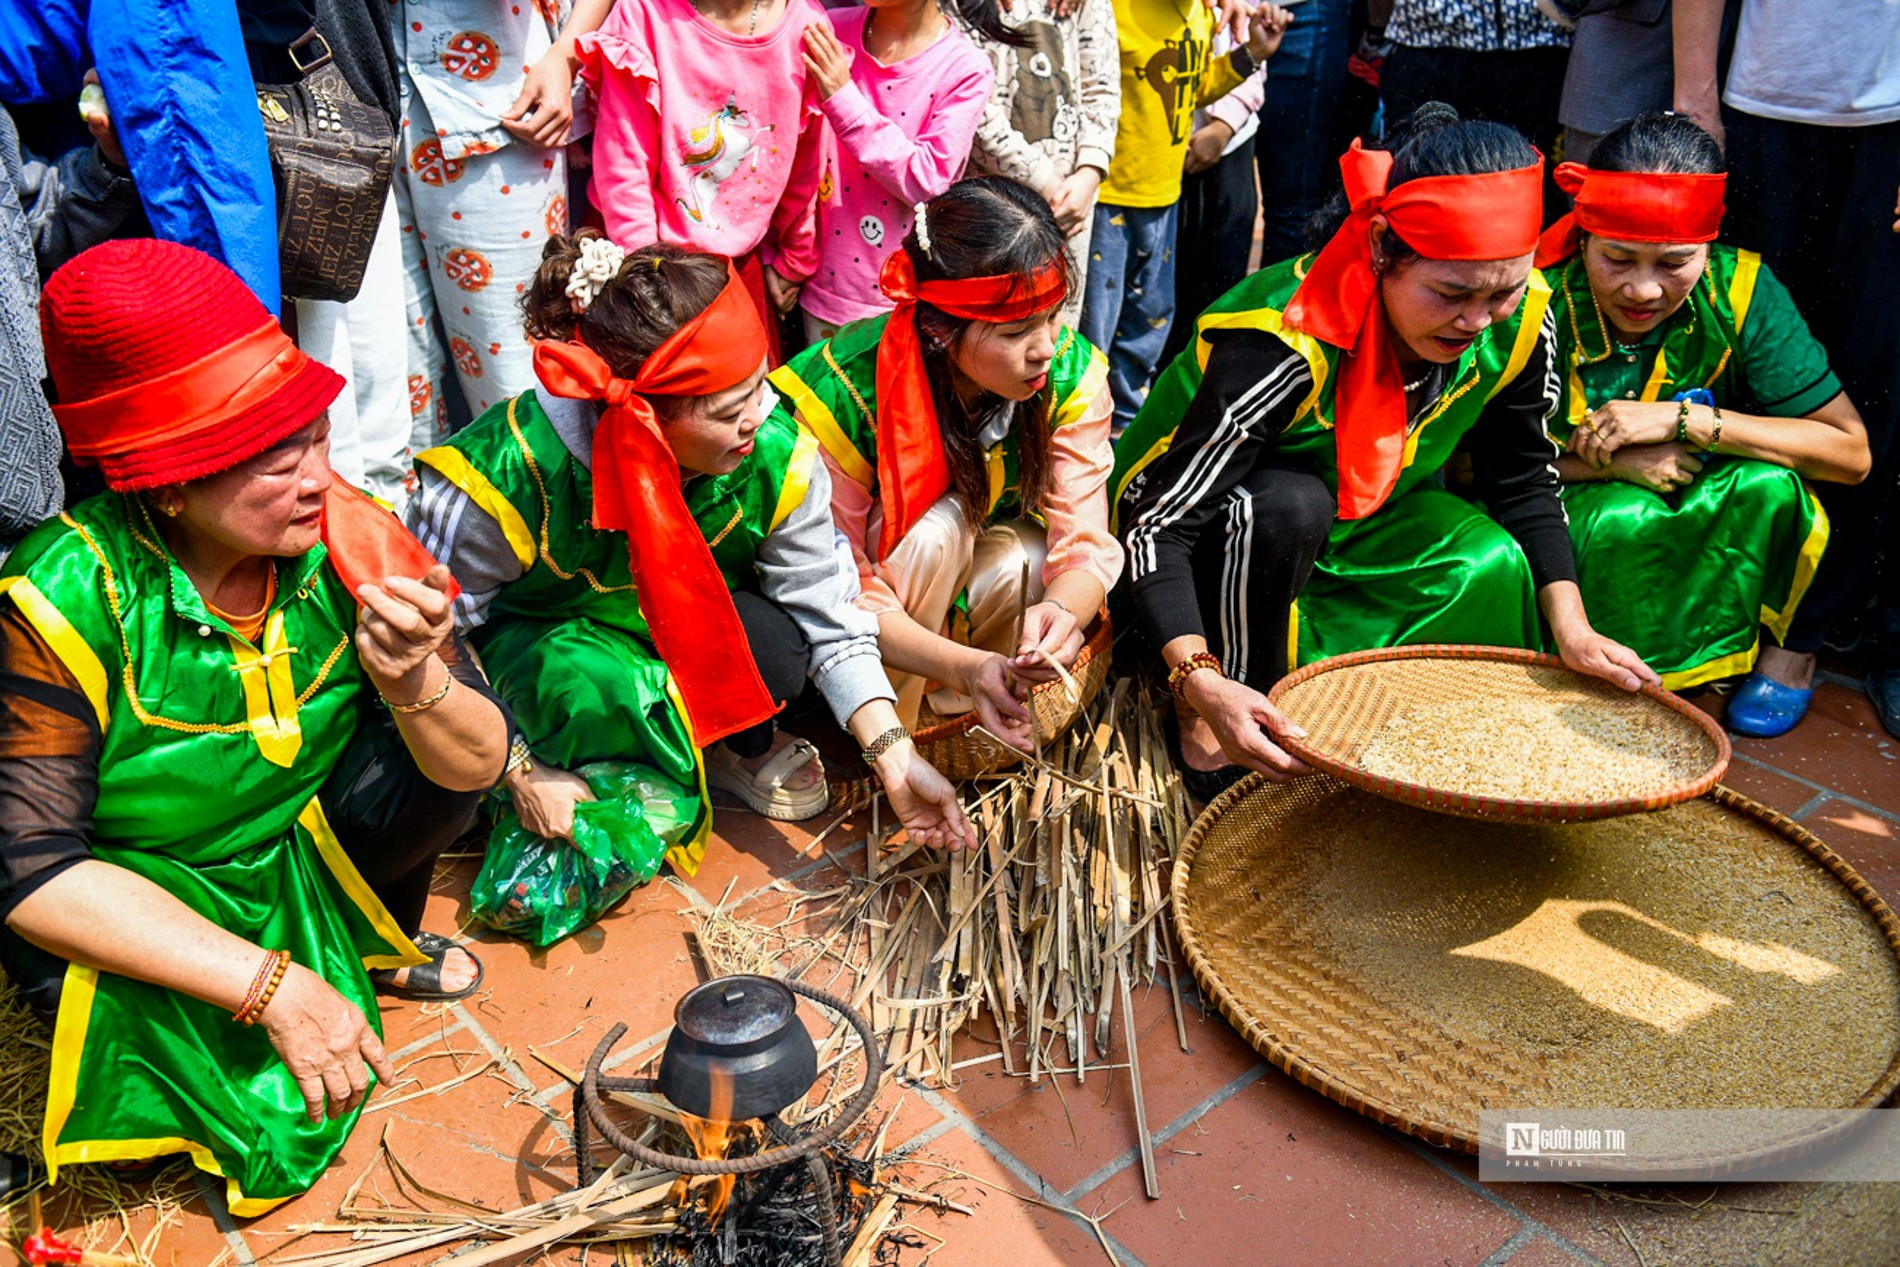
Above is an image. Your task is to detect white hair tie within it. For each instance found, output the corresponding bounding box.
[913,202,933,257]
[566,236,628,313]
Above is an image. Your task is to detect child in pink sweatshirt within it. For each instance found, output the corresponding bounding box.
[795,1,995,339]
[577,0,830,355]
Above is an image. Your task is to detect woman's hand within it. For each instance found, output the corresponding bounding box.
[1012,600,1083,681]
[1244,3,1295,64]
[1049,167,1102,238]
[1570,400,1683,467]
[506,762,596,843]
[79,69,125,169]
[500,47,577,148]
[763,265,802,316]
[802,24,854,101]
[259,963,398,1123]
[1182,672,1312,781]
[875,741,976,850]
[1555,625,1660,693]
[354,565,456,694]
[1608,441,1704,494]
[1183,119,1234,176]
[961,652,1034,750]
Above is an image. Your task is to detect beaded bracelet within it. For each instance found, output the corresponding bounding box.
[1673,398,1692,444]
[1167,652,1224,699]
[234,949,291,1026]
[1705,404,1724,454]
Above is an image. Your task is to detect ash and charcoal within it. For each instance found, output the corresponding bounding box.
[651,1145,879,1267]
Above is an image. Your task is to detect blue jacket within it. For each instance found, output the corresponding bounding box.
[0,0,281,310]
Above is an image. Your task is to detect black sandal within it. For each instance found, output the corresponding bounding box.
[1163,709,1247,803]
[370,932,485,1002]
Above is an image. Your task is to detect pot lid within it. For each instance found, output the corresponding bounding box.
[673,975,797,1050]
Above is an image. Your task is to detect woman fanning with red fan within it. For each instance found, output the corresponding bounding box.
[769,176,1125,746]
[407,235,971,889]
[0,241,510,1213]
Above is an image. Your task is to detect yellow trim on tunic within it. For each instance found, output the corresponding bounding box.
[1287,599,1300,671]
[663,677,714,877]
[1482,271,1553,405]
[226,610,304,768]
[1761,489,1831,643]
[1729,249,1762,332]
[0,575,109,728]
[300,798,428,972]
[770,425,822,532]
[415,445,536,572]
[768,364,875,487]
[1662,639,1763,692]
[1053,349,1110,430]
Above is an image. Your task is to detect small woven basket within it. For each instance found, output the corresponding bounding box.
[911,614,1112,780]
[1172,773,1900,1174]
[1268,644,1730,821]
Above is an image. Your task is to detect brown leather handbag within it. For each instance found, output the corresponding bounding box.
[255,30,396,303]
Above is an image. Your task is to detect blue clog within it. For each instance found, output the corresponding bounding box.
[1725,671,1815,738]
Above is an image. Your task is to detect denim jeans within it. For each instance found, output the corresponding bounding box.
[1253,0,1353,264]
[1079,201,1179,431]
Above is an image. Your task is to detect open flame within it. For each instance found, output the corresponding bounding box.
[676,1067,746,1223]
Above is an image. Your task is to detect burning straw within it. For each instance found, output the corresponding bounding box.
[686,679,1195,1193]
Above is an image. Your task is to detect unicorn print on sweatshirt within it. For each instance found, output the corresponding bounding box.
[674,96,775,226]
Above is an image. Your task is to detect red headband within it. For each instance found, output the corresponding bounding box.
[533,261,775,745]
[872,249,1067,559]
[1534,163,1727,267]
[1284,140,1545,519]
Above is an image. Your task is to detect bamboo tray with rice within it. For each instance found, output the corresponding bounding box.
[1173,645,1900,1174]
[1267,644,1731,821]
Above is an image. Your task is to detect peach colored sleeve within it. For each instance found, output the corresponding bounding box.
[821,448,904,615]
[1040,380,1125,594]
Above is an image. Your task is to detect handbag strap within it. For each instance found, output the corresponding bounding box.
[287,28,334,77]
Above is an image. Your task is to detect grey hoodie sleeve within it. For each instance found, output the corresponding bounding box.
[753,454,897,728]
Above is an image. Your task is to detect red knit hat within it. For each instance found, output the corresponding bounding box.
[41,239,345,491]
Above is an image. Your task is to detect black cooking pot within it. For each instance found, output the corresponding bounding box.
[657,975,818,1121]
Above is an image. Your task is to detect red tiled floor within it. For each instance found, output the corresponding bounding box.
[1804,797,1900,900]
[939,981,1265,1194]
[1731,682,1898,808]
[1718,759,1818,817]
[893,1126,1115,1267]
[1495,1236,1588,1266]
[1086,1074,1520,1267]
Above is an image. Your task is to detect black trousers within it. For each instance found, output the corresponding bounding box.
[0,711,486,1021]
[722,590,813,758]
[1724,112,1900,654]
[1163,134,1260,368]
[1186,464,1337,688]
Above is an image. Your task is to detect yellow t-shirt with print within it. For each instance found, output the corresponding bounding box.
[1101,0,1246,208]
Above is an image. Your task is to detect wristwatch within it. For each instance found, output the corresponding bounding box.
[860,725,911,766]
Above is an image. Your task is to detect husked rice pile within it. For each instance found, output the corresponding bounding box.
[1355,697,1711,802]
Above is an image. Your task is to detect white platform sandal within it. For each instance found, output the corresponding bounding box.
[705,735,829,821]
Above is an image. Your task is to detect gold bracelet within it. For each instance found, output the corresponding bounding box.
[382,667,454,715]
[860,725,911,765]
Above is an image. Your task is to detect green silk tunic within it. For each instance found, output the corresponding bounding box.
[766,314,1109,525]
[1112,255,1556,664]
[1549,246,1832,687]
[0,494,423,1216]
[416,390,821,876]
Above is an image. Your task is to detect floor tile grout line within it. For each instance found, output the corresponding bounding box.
[909,1083,1153,1267]
[1062,1063,1271,1202]
[1377,1128,1608,1267]
[451,999,575,1144]
[1728,752,1900,827]
[1790,791,1833,822]
[386,1017,469,1063]
[1478,1224,1540,1267]
[192,1170,257,1265]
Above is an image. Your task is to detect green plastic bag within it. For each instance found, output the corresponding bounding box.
[472,761,697,947]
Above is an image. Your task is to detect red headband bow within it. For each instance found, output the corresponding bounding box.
[1284,139,1545,519]
[872,249,1067,559]
[532,261,775,745]
[1534,163,1727,268]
